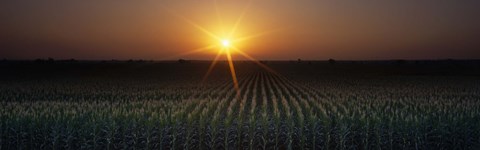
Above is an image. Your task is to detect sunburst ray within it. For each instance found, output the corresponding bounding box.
[162,1,280,93]
[161,6,220,40]
[179,16,220,41]
[226,49,240,94]
[214,0,225,35]
[162,45,216,60]
[231,46,280,76]
[233,29,281,43]
[229,0,252,37]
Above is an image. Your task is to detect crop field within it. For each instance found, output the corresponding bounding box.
[1,61,480,149]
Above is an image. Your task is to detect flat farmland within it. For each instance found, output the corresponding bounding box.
[1,61,480,149]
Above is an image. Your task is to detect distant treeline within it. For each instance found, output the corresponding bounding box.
[1,58,480,65]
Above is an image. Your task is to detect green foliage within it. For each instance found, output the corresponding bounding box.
[1,64,480,149]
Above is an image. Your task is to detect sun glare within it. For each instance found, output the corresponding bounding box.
[168,1,278,95]
[221,39,231,47]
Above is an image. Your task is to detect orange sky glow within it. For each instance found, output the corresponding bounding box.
[1,1,480,60]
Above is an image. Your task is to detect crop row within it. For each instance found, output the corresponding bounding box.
[1,69,480,149]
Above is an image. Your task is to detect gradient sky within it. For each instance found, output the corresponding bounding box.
[1,0,480,60]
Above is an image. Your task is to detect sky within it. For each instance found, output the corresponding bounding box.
[1,0,480,60]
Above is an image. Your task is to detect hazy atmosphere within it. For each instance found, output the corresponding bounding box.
[2,1,480,149]
[1,0,480,60]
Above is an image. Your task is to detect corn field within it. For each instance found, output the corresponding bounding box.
[1,61,480,149]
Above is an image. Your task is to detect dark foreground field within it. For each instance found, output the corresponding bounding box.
[1,60,480,149]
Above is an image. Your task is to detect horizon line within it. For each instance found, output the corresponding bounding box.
[2,58,480,62]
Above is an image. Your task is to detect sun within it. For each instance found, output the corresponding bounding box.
[221,39,231,47]
[166,2,279,95]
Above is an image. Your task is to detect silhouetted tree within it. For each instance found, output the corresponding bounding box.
[67,59,77,63]
[328,58,336,64]
[297,58,302,63]
[178,59,187,64]
[34,59,44,63]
